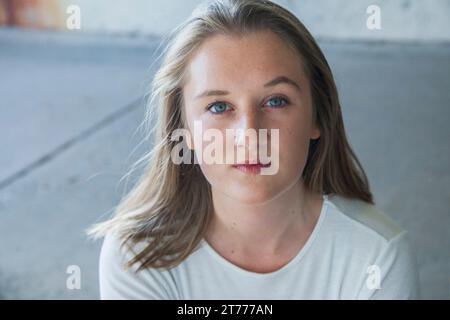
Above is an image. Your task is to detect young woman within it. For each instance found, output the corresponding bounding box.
[89,0,419,299]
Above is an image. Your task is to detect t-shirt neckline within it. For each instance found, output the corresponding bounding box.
[200,193,330,279]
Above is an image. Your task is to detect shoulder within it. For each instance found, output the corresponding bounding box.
[325,194,405,242]
[323,194,420,299]
[99,233,179,299]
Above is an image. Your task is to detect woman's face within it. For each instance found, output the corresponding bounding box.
[182,30,320,204]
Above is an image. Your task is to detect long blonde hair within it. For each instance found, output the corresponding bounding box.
[88,0,373,271]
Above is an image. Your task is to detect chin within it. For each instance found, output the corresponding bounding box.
[224,184,282,205]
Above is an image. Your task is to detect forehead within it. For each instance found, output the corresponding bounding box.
[183,30,306,94]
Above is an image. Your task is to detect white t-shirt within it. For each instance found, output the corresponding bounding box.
[99,194,420,299]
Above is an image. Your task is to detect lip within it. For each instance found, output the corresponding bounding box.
[232,162,271,174]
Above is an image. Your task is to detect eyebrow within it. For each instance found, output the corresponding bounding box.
[194,75,301,100]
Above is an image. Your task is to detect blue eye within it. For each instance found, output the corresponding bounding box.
[266,96,289,108]
[207,96,289,114]
[208,101,230,114]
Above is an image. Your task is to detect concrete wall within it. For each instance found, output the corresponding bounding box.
[1,0,450,42]
[59,0,450,42]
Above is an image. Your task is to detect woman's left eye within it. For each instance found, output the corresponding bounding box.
[265,96,289,108]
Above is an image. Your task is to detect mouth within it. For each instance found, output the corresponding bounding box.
[232,161,271,174]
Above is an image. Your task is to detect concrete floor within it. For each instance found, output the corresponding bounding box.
[0,28,448,299]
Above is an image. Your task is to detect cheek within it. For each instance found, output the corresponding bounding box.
[279,120,312,170]
[197,163,228,190]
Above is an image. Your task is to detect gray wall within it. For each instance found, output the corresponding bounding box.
[0,0,448,300]
[63,0,450,42]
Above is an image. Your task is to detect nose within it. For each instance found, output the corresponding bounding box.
[233,106,267,153]
[236,107,261,132]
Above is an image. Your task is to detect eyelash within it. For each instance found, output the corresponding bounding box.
[206,95,290,115]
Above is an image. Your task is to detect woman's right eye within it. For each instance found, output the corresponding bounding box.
[207,101,231,114]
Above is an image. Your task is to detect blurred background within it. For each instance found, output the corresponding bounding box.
[0,0,449,299]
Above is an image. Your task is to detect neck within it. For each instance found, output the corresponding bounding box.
[205,179,322,255]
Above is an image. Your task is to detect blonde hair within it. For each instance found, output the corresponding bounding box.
[88,0,373,271]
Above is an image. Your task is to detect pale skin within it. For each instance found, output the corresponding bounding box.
[182,30,324,273]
